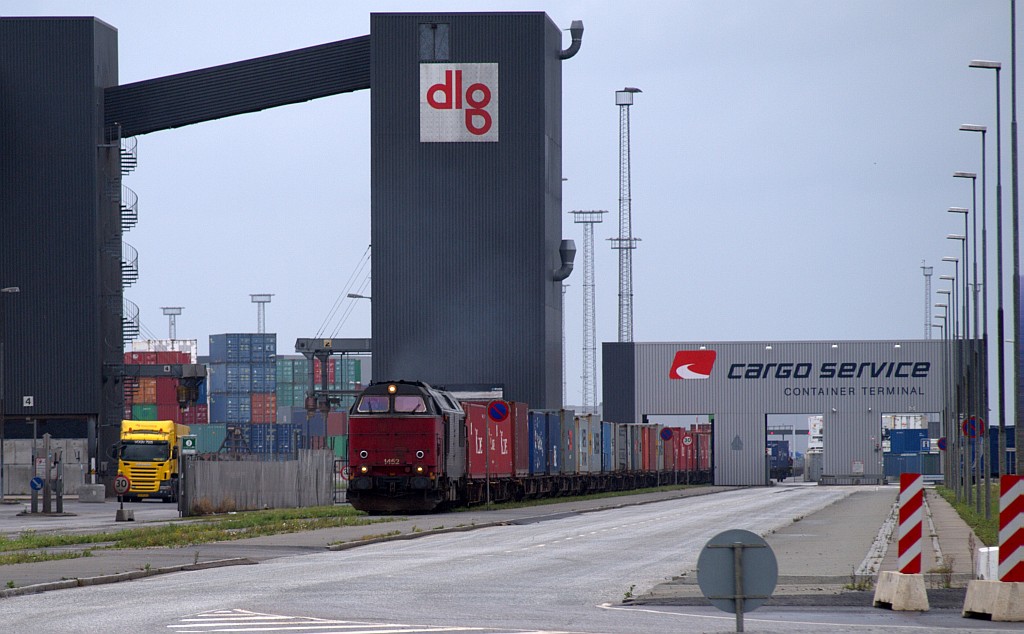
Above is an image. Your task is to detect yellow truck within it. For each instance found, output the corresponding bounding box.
[117,419,190,502]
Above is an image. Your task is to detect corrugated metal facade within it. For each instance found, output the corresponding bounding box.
[0,19,121,436]
[604,341,945,485]
[369,13,567,408]
[105,36,371,137]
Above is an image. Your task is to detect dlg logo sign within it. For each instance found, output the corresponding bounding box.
[420,63,499,142]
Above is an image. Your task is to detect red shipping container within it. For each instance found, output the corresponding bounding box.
[312,359,337,385]
[326,412,348,436]
[127,351,158,365]
[463,402,513,478]
[181,404,209,425]
[155,377,178,405]
[250,392,277,423]
[510,401,530,477]
[697,431,711,472]
[156,404,181,423]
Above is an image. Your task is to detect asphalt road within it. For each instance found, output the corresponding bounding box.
[0,485,1013,633]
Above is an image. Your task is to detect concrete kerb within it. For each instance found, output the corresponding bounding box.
[0,557,255,599]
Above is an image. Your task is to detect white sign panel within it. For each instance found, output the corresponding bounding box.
[420,63,499,142]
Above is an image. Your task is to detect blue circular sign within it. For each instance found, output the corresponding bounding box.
[937,437,947,451]
[487,400,510,422]
[29,476,44,491]
[660,428,673,441]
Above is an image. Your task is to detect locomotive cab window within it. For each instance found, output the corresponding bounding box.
[394,395,427,413]
[356,395,390,413]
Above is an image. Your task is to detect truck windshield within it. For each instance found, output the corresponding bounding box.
[120,441,169,462]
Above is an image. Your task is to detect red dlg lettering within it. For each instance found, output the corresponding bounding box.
[427,69,493,136]
[464,83,491,135]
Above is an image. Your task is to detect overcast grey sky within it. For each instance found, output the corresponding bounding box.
[5,1,1018,411]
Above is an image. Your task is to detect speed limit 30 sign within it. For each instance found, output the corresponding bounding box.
[113,474,131,496]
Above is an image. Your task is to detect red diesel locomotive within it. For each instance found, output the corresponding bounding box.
[346,380,714,514]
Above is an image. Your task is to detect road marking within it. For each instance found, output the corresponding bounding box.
[169,609,541,634]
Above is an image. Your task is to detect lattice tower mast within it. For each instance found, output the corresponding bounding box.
[250,294,273,334]
[573,210,607,411]
[921,261,933,339]
[612,88,641,342]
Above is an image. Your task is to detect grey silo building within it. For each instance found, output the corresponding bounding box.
[369,13,578,409]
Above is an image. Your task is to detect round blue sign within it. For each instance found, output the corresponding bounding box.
[660,428,673,441]
[937,437,947,451]
[29,476,44,491]
[487,400,510,423]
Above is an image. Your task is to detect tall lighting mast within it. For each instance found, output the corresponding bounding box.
[161,306,183,340]
[250,294,273,334]
[612,87,641,343]
[573,210,607,412]
[921,262,933,339]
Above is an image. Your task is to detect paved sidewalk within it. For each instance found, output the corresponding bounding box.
[634,484,984,608]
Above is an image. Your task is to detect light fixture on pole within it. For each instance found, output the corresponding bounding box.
[960,126,1003,482]
[346,293,371,300]
[934,305,953,494]
[0,286,21,504]
[969,59,1016,476]
[937,290,958,503]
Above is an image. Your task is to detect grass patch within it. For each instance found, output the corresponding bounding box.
[934,485,998,546]
[0,506,398,553]
[0,550,93,565]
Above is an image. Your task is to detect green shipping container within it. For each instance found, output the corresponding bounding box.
[196,424,228,453]
[328,435,348,459]
[131,404,158,421]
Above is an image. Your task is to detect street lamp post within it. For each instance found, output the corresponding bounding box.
[0,286,21,503]
[934,308,951,488]
[969,60,1010,480]
[939,272,965,503]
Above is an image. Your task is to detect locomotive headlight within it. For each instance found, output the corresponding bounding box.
[359,450,368,459]
[415,450,425,459]
[360,465,369,474]
[416,466,424,473]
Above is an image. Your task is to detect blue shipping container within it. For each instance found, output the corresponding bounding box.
[250,333,277,363]
[250,363,276,392]
[527,411,548,475]
[601,421,614,473]
[889,429,928,455]
[210,333,254,363]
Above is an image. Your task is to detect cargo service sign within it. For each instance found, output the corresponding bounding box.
[420,63,499,142]
[669,349,931,397]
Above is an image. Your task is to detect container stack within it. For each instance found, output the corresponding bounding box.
[208,333,277,425]
[123,341,206,424]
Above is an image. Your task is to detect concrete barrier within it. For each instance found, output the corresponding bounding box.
[873,571,929,611]
[76,484,106,503]
[977,547,998,580]
[962,580,1024,621]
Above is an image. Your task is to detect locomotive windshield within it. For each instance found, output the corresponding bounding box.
[394,396,427,412]
[356,395,390,413]
[354,394,428,413]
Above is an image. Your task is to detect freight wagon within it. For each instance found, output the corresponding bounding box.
[346,380,713,513]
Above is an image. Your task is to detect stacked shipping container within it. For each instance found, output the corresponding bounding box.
[123,346,208,424]
[208,334,277,425]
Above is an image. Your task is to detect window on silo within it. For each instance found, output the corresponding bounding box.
[419,23,450,61]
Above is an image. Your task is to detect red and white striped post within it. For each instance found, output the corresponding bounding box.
[999,475,1024,582]
[898,473,924,574]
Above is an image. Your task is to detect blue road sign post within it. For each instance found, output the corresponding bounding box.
[29,476,43,491]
